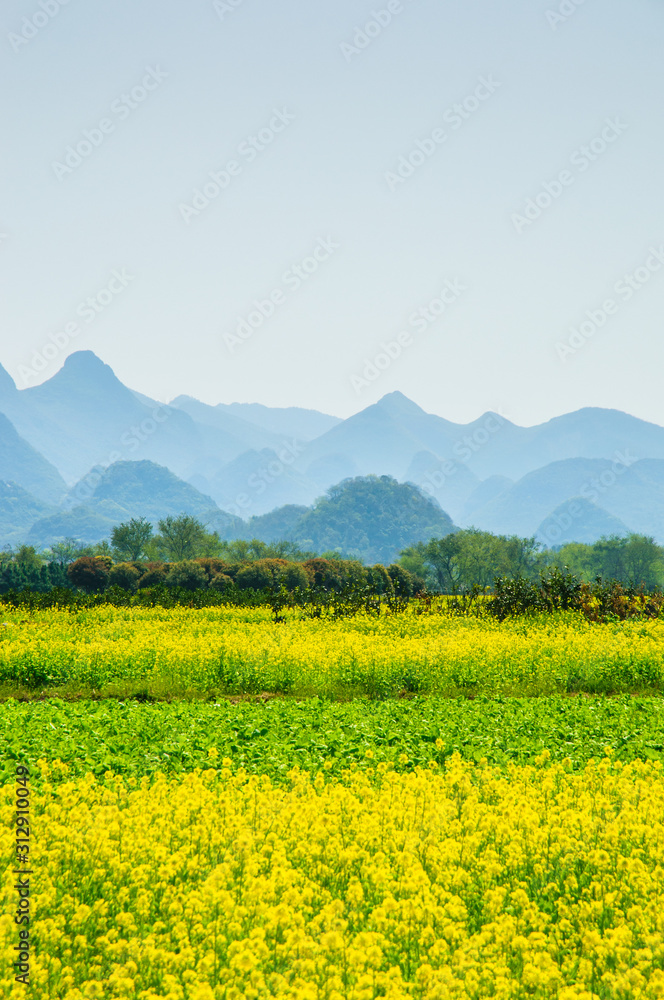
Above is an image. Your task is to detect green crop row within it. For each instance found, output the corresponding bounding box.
[3,693,664,787]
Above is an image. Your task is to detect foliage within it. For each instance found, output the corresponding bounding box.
[292,474,456,565]
[2,603,664,699]
[4,694,664,787]
[110,516,153,562]
[402,529,542,594]
[165,559,209,591]
[2,755,664,998]
[66,555,111,594]
[154,513,210,561]
[106,562,141,592]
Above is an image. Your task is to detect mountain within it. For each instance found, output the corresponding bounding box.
[5,350,664,550]
[293,392,458,483]
[291,392,664,488]
[167,395,286,452]
[536,497,632,547]
[66,460,243,532]
[27,460,246,548]
[26,503,127,549]
[190,447,320,517]
[465,458,664,544]
[0,353,213,483]
[245,505,310,544]
[0,481,55,547]
[171,396,340,442]
[403,450,480,522]
[0,412,67,504]
[291,474,457,565]
[461,476,514,525]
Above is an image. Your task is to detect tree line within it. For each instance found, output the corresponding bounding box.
[1,514,663,597]
[400,529,664,593]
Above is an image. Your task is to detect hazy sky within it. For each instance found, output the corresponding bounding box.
[2,0,663,425]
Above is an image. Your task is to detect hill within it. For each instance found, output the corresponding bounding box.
[0,411,67,504]
[536,497,632,547]
[0,481,55,547]
[291,474,457,565]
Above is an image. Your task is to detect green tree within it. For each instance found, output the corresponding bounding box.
[622,535,663,588]
[14,546,42,573]
[107,563,141,592]
[48,538,83,567]
[592,535,628,582]
[111,517,154,562]
[156,514,207,562]
[423,534,462,593]
[166,560,208,591]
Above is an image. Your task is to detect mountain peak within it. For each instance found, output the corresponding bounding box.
[62,350,110,374]
[373,391,426,416]
[33,351,130,399]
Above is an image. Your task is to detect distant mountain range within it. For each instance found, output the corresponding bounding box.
[2,349,664,554]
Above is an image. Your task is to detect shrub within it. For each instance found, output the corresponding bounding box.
[166,561,208,591]
[302,558,345,592]
[388,564,414,598]
[367,564,395,596]
[210,572,234,592]
[195,558,235,584]
[279,563,309,592]
[67,557,110,594]
[107,563,141,593]
[137,563,168,589]
[235,562,274,591]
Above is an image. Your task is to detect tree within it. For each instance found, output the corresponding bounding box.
[423,534,462,593]
[67,556,111,593]
[14,546,42,573]
[279,563,309,592]
[235,562,273,591]
[156,514,207,562]
[593,535,628,582]
[111,517,154,562]
[48,538,83,567]
[166,560,208,591]
[107,563,141,592]
[622,535,663,589]
[387,564,414,598]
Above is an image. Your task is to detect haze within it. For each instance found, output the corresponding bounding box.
[2,0,663,425]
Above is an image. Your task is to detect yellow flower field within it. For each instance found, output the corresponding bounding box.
[3,755,664,999]
[1,605,663,696]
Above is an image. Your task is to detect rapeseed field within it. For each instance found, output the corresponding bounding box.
[0,604,663,698]
[2,604,664,997]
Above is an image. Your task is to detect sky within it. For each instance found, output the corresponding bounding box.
[2,0,663,426]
